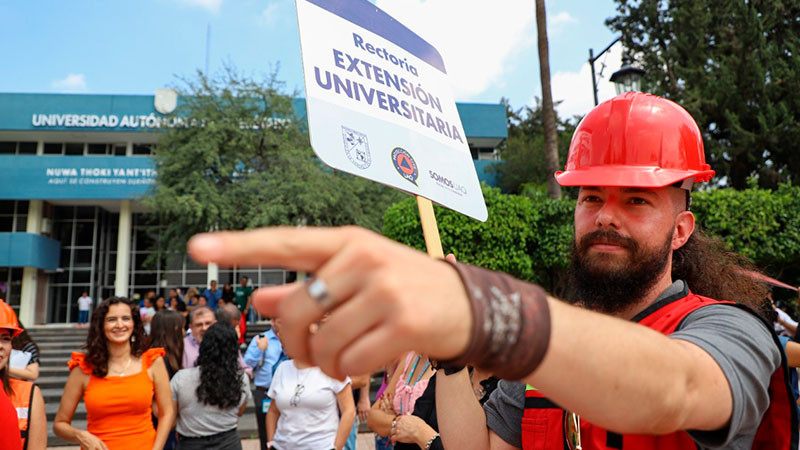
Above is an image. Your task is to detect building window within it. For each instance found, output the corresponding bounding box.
[0,142,16,154]
[18,142,37,155]
[43,143,64,155]
[64,143,84,156]
[0,201,28,232]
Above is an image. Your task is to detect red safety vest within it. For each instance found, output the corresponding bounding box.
[8,378,34,450]
[521,291,798,449]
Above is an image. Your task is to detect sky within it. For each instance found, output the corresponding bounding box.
[0,0,624,119]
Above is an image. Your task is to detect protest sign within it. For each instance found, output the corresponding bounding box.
[295,0,488,225]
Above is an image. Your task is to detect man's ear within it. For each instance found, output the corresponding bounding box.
[672,211,695,251]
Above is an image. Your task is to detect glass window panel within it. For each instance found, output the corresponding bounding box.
[43,143,63,154]
[75,207,95,219]
[113,145,126,156]
[134,253,152,271]
[0,201,14,214]
[59,249,72,268]
[216,270,233,285]
[165,253,182,270]
[134,227,158,251]
[65,143,84,155]
[13,216,27,232]
[185,272,207,286]
[72,271,91,284]
[17,142,36,155]
[0,217,12,232]
[54,223,73,246]
[260,270,285,286]
[74,249,93,268]
[53,270,70,284]
[53,206,74,221]
[166,272,182,285]
[132,144,152,155]
[134,272,158,286]
[185,258,205,271]
[239,270,259,284]
[15,201,28,214]
[0,142,15,154]
[74,222,95,246]
[87,144,108,155]
[107,255,116,271]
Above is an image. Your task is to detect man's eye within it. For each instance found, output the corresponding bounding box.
[582,196,601,203]
[629,197,648,205]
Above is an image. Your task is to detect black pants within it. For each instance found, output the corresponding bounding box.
[177,428,241,450]
[253,387,269,450]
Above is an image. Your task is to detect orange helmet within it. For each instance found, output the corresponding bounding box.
[0,299,22,337]
[555,91,715,188]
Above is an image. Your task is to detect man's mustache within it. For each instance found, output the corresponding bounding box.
[578,230,638,254]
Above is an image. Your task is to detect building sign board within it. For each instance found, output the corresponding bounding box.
[0,156,156,200]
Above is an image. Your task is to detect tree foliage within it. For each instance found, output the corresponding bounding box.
[607,0,800,189]
[384,184,800,296]
[382,185,574,294]
[487,98,576,195]
[147,68,403,254]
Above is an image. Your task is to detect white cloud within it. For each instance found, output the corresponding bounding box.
[549,11,577,26]
[374,0,536,99]
[549,41,622,119]
[258,3,280,26]
[177,0,222,13]
[51,74,88,93]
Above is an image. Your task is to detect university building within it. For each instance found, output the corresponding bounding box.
[0,92,507,324]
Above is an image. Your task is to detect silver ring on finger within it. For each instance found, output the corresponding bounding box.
[305,276,334,311]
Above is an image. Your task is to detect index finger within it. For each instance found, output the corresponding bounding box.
[187,226,362,270]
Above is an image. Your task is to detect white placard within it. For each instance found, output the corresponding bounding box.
[295,0,488,221]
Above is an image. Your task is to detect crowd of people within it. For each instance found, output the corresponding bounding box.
[3,92,800,449]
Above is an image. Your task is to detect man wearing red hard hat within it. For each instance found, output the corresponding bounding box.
[188,92,797,449]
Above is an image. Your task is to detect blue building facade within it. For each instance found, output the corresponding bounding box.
[0,92,506,324]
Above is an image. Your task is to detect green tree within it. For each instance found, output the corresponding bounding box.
[382,185,574,294]
[607,0,800,189]
[147,68,403,255]
[487,98,576,194]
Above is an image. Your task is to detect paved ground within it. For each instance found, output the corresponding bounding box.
[49,434,377,449]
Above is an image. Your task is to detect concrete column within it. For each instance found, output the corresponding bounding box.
[207,263,218,287]
[19,200,43,325]
[114,200,132,297]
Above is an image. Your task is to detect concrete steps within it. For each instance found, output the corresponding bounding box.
[27,323,272,446]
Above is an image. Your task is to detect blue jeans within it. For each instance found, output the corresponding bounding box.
[344,417,358,450]
[248,306,258,323]
[78,310,89,324]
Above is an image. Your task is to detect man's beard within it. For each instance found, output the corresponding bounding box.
[569,229,672,314]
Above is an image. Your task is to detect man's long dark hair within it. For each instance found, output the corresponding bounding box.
[84,297,146,378]
[196,322,244,409]
[673,229,769,315]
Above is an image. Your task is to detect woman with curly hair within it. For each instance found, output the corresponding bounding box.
[54,297,175,450]
[170,321,251,449]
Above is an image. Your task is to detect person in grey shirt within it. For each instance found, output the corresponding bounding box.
[483,281,779,449]
[171,322,252,449]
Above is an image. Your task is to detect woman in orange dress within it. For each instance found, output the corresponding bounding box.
[54,297,175,450]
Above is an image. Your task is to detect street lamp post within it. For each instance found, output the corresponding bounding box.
[589,37,646,105]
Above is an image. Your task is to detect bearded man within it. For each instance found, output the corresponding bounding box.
[187,92,797,449]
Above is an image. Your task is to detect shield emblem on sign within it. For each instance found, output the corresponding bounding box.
[154,89,178,115]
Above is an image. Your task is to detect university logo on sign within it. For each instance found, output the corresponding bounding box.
[154,89,178,115]
[341,126,372,169]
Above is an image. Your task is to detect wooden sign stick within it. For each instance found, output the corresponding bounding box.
[416,196,444,259]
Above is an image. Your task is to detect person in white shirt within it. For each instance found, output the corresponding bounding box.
[76,292,93,328]
[140,296,156,335]
[266,322,355,450]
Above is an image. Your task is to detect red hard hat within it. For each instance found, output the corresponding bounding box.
[0,299,22,337]
[555,91,715,188]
